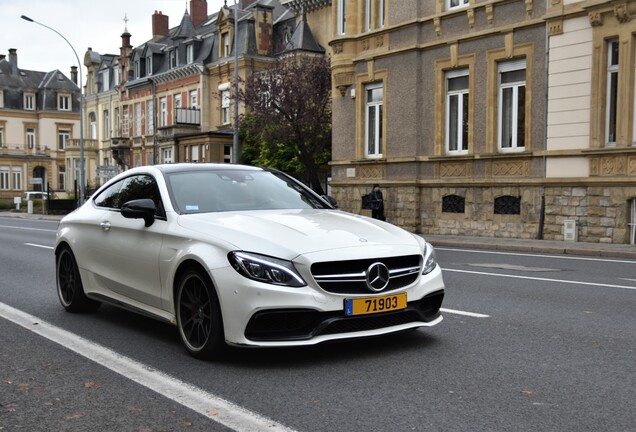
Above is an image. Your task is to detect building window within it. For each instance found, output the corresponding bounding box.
[0,90,3,108]
[58,129,70,150]
[135,103,142,137]
[146,100,154,134]
[221,90,230,125]
[448,0,469,10]
[606,39,619,146]
[160,97,167,127]
[365,0,371,32]
[58,94,70,111]
[186,44,194,64]
[446,69,469,154]
[0,126,4,146]
[190,90,198,109]
[337,0,346,35]
[174,94,182,109]
[498,59,526,152]
[365,83,383,158]
[494,195,521,215]
[89,112,97,139]
[222,33,230,57]
[103,109,110,138]
[26,128,36,150]
[379,0,385,28]
[24,93,35,110]
[191,145,199,163]
[114,107,120,136]
[12,167,22,191]
[224,144,232,163]
[163,148,173,163]
[0,167,8,190]
[169,50,177,69]
[58,165,66,191]
[442,195,465,213]
[134,60,140,78]
[122,106,130,136]
[147,57,153,75]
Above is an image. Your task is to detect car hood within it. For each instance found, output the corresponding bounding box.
[176,209,420,259]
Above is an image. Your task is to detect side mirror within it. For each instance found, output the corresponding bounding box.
[121,199,156,227]
[321,195,338,208]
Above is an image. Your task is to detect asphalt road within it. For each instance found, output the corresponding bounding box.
[0,216,634,431]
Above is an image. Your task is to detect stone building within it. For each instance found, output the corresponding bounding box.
[319,0,635,244]
[0,49,84,199]
[83,0,307,182]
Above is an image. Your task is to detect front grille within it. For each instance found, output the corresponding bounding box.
[244,290,444,342]
[311,255,421,294]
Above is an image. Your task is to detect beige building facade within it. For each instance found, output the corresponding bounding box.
[316,0,636,244]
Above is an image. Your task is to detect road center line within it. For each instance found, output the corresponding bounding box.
[440,308,490,318]
[443,268,636,291]
[0,224,57,233]
[24,243,54,250]
[0,301,296,432]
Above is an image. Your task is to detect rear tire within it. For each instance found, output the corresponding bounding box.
[176,268,225,359]
[56,247,100,312]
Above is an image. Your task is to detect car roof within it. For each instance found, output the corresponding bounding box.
[152,163,265,175]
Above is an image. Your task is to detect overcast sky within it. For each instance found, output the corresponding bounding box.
[1,0,227,76]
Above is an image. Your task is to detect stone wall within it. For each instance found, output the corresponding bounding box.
[333,183,636,244]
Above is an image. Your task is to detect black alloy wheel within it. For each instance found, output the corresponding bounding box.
[56,247,100,312]
[176,268,224,359]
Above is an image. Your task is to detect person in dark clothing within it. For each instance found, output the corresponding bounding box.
[370,184,385,221]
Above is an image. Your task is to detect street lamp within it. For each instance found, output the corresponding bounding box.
[232,0,239,163]
[21,15,85,204]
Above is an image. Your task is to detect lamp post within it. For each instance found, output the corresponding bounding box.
[21,15,85,204]
[232,0,239,164]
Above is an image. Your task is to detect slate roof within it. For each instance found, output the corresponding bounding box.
[285,13,325,53]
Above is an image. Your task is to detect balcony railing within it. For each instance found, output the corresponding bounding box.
[175,108,200,125]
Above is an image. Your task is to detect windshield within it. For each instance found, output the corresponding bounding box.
[166,169,330,214]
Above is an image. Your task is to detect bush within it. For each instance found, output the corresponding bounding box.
[0,199,13,210]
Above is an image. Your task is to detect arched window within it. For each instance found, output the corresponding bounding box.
[442,195,465,213]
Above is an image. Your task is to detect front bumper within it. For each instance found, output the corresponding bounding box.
[211,263,446,347]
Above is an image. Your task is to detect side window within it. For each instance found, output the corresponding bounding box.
[94,175,165,217]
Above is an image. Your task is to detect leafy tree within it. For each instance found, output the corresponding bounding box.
[239,54,332,195]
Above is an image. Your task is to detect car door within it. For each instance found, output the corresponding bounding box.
[88,174,166,310]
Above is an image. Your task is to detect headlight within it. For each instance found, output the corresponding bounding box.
[228,251,306,287]
[422,242,438,275]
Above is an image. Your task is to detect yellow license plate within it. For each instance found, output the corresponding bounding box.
[344,293,407,316]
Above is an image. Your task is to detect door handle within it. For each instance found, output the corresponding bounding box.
[100,221,111,231]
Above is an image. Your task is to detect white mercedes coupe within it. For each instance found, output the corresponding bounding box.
[55,164,444,359]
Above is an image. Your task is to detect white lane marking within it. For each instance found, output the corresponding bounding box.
[443,268,636,291]
[24,243,54,250]
[436,247,636,264]
[620,278,636,282]
[0,224,57,233]
[0,302,296,432]
[440,308,490,318]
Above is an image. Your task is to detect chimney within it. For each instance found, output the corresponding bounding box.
[70,66,78,85]
[8,48,18,74]
[152,10,169,40]
[190,0,208,27]
[0,54,5,61]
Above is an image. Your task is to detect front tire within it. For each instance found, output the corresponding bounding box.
[176,268,225,359]
[56,247,100,312]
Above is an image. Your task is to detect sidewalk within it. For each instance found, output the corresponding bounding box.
[424,234,636,260]
[3,211,635,260]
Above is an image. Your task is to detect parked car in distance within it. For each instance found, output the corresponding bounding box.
[23,191,46,200]
[55,164,445,359]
